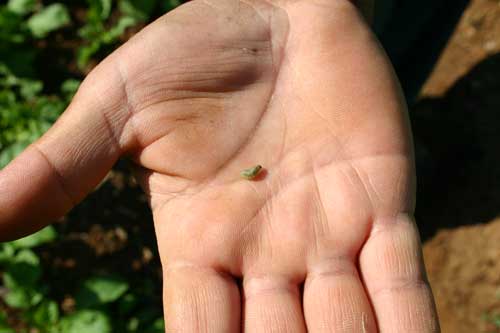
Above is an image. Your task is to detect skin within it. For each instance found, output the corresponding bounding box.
[0,0,439,332]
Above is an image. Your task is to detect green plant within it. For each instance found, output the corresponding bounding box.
[1,1,183,331]
[76,0,135,69]
[77,0,181,69]
[0,0,185,168]
[0,228,165,332]
[0,227,56,318]
[0,64,70,168]
[482,312,500,329]
[0,1,75,168]
[1,1,70,43]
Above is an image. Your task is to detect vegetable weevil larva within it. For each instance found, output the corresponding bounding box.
[241,165,263,180]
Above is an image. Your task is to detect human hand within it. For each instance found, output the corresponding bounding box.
[0,0,439,331]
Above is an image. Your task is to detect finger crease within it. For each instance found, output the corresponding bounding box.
[369,277,429,298]
[32,145,77,207]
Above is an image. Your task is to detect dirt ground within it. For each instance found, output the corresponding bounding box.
[424,220,500,333]
[416,0,500,332]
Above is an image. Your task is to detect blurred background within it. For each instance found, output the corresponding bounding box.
[0,0,499,332]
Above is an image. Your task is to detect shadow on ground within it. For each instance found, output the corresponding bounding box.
[413,52,500,241]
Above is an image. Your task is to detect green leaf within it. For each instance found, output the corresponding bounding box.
[59,310,111,333]
[76,275,129,307]
[78,19,105,40]
[61,79,81,100]
[2,263,45,308]
[3,285,43,309]
[126,317,139,332]
[18,79,43,100]
[7,0,37,16]
[32,300,60,326]
[118,0,156,21]
[27,3,70,38]
[3,249,42,287]
[101,15,136,43]
[77,14,136,69]
[0,243,15,264]
[0,141,29,168]
[76,41,101,69]
[4,288,31,309]
[86,0,112,21]
[99,0,113,20]
[36,97,65,121]
[10,226,57,249]
[145,318,165,333]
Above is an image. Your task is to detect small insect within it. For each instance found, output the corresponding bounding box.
[240,165,263,180]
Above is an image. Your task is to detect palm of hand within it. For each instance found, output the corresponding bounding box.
[1,0,438,331]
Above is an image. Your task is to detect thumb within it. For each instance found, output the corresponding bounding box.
[0,57,133,241]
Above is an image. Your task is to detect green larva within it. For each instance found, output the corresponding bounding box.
[241,165,263,180]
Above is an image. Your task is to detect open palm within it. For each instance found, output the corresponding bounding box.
[0,0,439,331]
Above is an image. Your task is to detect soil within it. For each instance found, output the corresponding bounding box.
[424,219,500,333]
[414,0,500,332]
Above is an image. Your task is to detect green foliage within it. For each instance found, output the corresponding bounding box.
[0,1,182,331]
[32,301,60,329]
[77,0,135,69]
[0,0,72,168]
[0,0,183,168]
[27,4,70,38]
[483,312,500,328]
[76,275,129,308]
[3,248,44,309]
[0,226,165,332]
[7,0,37,16]
[0,69,67,167]
[10,226,57,249]
[60,310,112,333]
[76,0,182,69]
